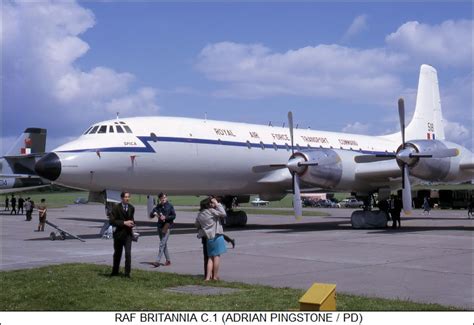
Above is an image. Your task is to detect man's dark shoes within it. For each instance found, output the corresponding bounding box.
[109,272,119,277]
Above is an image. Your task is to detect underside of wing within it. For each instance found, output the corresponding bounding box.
[355,159,401,182]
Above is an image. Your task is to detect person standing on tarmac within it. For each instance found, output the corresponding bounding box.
[4,196,9,211]
[18,196,25,214]
[24,198,31,221]
[195,197,228,281]
[37,198,47,231]
[10,195,17,215]
[150,193,176,267]
[109,192,135,277]
[390,196,402,229]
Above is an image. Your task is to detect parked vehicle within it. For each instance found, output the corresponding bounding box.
[315,199,337,208]
[74,197,88,204]
[302,198,318,207]
[341,198,364,208]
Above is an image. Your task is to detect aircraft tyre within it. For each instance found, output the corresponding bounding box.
[225,210,248,227]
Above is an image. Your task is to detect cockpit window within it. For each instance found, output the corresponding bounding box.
[116,125,124,133]
[83,126,92,135]
[89,125,99,134]
[119,121,126,125]
[123,125,132,133]
[98,125,107,134]
[109,126,114,133]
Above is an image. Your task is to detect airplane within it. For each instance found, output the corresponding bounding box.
[34,65,474,225]
[250,197,270,207]
[1,128,50,194]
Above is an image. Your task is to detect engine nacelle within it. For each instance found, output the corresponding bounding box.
[405,140,461,182]
[294,148,359,190]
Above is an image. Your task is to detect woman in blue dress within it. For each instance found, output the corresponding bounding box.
[195,197,227,281]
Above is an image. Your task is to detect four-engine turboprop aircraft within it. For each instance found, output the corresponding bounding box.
[34,65,474,225]
[1,128,50,194]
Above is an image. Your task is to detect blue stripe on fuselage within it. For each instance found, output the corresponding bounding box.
[55,136,392,156]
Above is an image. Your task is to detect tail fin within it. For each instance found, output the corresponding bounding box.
[5,128,47,157]
[405,64,445,141]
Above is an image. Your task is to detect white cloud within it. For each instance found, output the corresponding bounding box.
[341,122,371,134]
[342,14,368,41]
[1,0,160,142]
[444,120,471,148]
[196,42,406,102]
[105,87,160,116]
[386,20,473,67]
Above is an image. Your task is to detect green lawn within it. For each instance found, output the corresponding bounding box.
[0,264,457,311]
[2,191,89,209]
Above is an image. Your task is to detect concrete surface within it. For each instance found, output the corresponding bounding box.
[1,204,472,309]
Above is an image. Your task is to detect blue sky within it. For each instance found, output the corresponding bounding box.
[2,1,473,153]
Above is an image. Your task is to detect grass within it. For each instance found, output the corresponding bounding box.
[176,207,330,217]
[1,191,336,211]
[2,191,89,209]
[0,264,458,311]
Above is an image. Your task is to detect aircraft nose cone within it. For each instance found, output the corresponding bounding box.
[35,152,61,181]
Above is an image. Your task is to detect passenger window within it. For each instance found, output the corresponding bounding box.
[116,125,124,133]
[150,132,158,142]
[273,142,278,151]
[246,141,252,149]
[89,126,99,134]
[260,141,265,150]
[98,125,107,134]
[123,125,132,133]
[109,126,114,133]
[285,143,290,151]
[83,126,92,135]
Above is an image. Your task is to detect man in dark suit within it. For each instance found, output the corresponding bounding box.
[109,191,135,277]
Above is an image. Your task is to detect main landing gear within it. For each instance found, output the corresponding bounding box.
[220,196,248,227]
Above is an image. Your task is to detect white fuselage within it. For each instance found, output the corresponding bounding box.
[52,116,400,196]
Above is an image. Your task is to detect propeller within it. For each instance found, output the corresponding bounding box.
[354,98,459,214]
[288,112,302,219]
[398,98,413,214]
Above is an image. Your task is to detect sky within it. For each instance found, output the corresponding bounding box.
[1,1,473,154]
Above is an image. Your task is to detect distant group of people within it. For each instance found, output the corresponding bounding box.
[108,192,235,280]
[4,195,37,221]
[4,194,25,215]
[3,195,47,231]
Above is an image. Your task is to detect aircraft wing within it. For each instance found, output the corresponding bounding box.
[355,159,401,181]
[0,185,49,194]
[256,168,292,184]
[0,174,41,178]
[460,155,474,170]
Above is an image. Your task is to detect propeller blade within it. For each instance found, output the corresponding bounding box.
[252,164,287,173]
[298,161,319,167]
[411,148,459,159]
[293,174,302,219]
[398,98,406,147]
[402,165,412,215]
[354,154,396,163]
[288,111,295,155]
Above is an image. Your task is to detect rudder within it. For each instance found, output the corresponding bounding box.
[405,64,445,141]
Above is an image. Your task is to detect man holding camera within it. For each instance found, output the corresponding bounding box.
[150,193,176,267]
[109,191,135,277]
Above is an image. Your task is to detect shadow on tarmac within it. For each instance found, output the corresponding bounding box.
[22,215,473,241]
